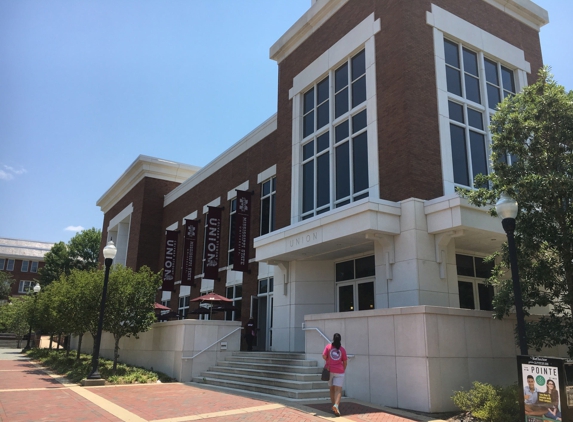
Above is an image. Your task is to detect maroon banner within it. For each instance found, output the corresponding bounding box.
[203,206,222,280]
[162,230,179,291]
[232,190,252,272]
[181,219,199,286]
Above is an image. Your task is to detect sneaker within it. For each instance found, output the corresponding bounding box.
[332,404,340,416]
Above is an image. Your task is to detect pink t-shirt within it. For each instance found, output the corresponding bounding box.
[323,343,347,374]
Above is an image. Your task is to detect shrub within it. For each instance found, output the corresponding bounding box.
[452,381,519,422]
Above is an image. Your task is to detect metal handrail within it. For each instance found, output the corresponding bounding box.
[302,323,355,358]
[181,327,243,360]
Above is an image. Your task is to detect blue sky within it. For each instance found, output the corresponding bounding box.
[0,0,571,244]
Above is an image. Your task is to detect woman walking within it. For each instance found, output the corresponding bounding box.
[322,333,348,417]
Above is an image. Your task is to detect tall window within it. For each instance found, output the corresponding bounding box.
[225,285,242,322]
[336,255,375,312]
[456,254,494,311]
[301,49,369,220]
[21,260,29,272]
[6,259,14,271]
[444,39,516,188]
[0,259,5,270]
[18,280,34,294]
[178,295,190,319]
[228,198,237,266]
[260,177,276,235]
[30,262,38,273]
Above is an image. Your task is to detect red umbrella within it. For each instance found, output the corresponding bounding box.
[190,293,232,303]
[154,302,171,310]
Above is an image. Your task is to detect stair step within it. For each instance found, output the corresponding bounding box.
[201,371,328,390]
[225,356,318,367]
[207,366,323,381]
[232,352,305,359]
[215,360,322,374]
[192,377,330,400]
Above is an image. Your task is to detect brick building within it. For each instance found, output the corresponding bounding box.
[0,238,53,299]
[97,0,555,412]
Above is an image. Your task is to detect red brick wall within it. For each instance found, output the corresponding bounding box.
[6,259,45,297]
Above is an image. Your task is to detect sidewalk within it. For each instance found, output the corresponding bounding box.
[0,348,447,422]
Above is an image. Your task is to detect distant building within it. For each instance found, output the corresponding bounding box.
[97,0,555,412]
[0,238,54,297]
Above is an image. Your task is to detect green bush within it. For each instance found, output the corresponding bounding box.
[452,381,519,422]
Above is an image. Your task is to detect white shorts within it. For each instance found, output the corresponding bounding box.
[329,372,345,387]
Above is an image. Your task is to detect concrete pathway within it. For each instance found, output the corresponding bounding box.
[0,348,446,422]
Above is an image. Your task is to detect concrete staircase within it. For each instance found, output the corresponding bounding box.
[193,352,330,400]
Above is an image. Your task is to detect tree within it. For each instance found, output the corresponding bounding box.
[464,68,573,356]
[39,228,102,285]
[0,297,32,347]
[0,271,16,301]
[103,265,161,371]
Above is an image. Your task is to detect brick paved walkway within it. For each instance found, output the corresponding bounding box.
[0,348,444,422]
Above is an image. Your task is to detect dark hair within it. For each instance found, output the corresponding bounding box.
[527,375,534,380]
[547,379,555,387]
[332,333,342,349]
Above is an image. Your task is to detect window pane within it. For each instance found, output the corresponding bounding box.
[21,261,29,272]
[355,255,375,278]
[354,192,368,201]
[475,257,494,279]
[270,194,275,232]
[358,282,375,311]
[317,153,330,208]
[338,285,355,312]
[467,108,483,130]
[446,67,462,96]
[317,102,329,130]
[336,260,354,281]
[304,89,314,114]
[456,254,474,277]
[261,197,270,235]
[234,299,242,321]
[302,161,314,213]
[450,124,469,186]
[470,131,488,182]
[352,76,366,107]
[335,120,349,143]
[259,279,268,294]
[487,84,502,110]
[478,284,494,311]
[353,132,369,193]
[336,142,350,200]
[501,66,515,93]
[335,88,349,118]
[352,109,367,133]
[226,287,233,298]
[317,132,329,152]
[335,63,348,92]
[317,77,329,104]
[271,177,276,192]
[444,39,459,67]
[303,141,314,161]
[465,74,481,104]
[303,111,314,138]
[269,278,273,292]
[448,101,464,123]
[235,285,242,298]
[484,59,499,85]
[458,281,475,309]
[463,48,479,76]
[336,199,350,208]
[262,180,270,196]
[351,49,366,80]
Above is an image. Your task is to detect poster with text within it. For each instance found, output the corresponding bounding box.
[522,361,561,422]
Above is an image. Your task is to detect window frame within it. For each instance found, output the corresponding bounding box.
[0,258,5,271]
[18,280,34,294]
[178,295,190,319]
[21,260,29,272]
[225,284,242,322]
[335,255,375,313]
[6,259,14,271]
[456,253,495,311]
[30,261,38,273]
[260,177,276,236]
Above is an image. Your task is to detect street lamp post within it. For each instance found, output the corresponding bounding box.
[496,193,528,356]
[23,283,41,351]
[88,241,117,379]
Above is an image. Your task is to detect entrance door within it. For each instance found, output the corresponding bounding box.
[252,277,274,351]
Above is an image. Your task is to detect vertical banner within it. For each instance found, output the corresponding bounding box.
[233,190,252,272]
[203,206,222,280]
[162,230,179,291]
[181,219,199,286]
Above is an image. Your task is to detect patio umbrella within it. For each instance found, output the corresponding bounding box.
[154,302,171,311]
[190,293,232,303]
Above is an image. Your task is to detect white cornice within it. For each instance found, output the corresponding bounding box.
[164,114,278,207]
[0,238,54,260]
[97,155,200,214]
[270,0,548,63]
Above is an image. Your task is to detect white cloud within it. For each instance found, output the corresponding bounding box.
[0,170,14,180]
[64,225,85,232]
[0,164,27,181]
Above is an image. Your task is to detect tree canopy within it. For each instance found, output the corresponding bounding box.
[0,271,16,301]
[464,68,573,356]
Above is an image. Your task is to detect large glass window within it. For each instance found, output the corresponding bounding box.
[0,258,5,270]
[445,39,516,188]
[21,260,29,272]
[260,177,276,236]
[336,255,375,312]
[30,261,38,273]
[6,259,14,271]
[456,254,494,310]
[18,280,34,294]
[178,295,190,319]
[225,285,242,322]
[301,49,369,220]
